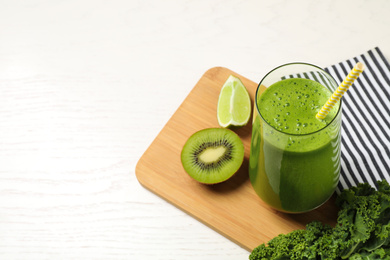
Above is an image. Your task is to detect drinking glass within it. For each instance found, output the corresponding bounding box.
[249,63,342,213]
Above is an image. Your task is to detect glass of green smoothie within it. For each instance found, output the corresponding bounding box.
[249,63,342,213]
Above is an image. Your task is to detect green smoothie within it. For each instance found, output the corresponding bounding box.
[249,77,341,213]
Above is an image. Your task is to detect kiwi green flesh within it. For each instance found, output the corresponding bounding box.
[181,128,244,184]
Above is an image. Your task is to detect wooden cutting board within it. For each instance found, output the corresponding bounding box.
[135,67,339,252]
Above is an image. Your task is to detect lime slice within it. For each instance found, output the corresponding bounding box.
[217,75,251,128]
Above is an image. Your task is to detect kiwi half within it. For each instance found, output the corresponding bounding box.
[181,128,244,184]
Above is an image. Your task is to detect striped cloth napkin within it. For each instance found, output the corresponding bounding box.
[324,47,390,193]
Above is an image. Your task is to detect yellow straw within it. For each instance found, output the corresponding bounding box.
[316,62,365,120]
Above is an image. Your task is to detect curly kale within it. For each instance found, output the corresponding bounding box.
[250,180,390,260]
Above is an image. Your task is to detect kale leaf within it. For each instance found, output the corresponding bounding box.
[250,180,390,260]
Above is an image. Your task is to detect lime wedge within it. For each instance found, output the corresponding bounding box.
[217,75,251,128]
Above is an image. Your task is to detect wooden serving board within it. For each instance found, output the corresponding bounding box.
[135,67,339,251]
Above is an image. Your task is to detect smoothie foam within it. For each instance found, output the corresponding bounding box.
[258,78,339,135]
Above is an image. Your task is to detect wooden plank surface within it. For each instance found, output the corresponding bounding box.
[135,67,339,251]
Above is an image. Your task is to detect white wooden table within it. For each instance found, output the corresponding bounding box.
[1,1,389,259]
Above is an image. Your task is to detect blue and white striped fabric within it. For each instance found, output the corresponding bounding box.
[324,47,390,192]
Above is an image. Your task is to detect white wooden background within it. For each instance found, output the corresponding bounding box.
[1,0,389,259]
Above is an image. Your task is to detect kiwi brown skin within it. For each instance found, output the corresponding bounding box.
[180,128,244,184]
